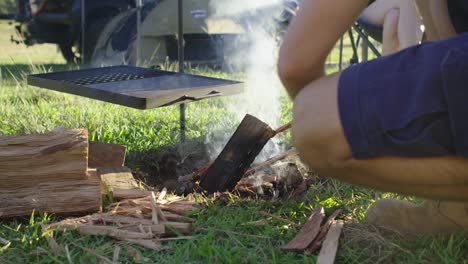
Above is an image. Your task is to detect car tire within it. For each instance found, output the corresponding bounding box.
[82,12,118,63]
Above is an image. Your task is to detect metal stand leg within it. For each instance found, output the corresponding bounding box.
[178,0,186,143]
[180,103,186,143]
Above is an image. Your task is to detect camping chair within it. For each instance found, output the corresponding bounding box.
[338,18,383,70]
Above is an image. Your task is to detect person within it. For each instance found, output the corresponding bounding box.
[360,0,423,55]
[277,0,468,234]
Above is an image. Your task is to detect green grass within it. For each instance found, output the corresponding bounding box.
[0,21,466,263]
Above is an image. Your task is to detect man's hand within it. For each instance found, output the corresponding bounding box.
[278,0,368,99]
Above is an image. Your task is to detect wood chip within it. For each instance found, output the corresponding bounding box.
[157,188,167,201]
[112,246,121,264]
[317,220,344,264]
[73,243,112,264]
[260,211,299,227]
[125,239,161,251]
[281,207,325,252]
[308,209,342,253]
[28,247,48,256]
[112,189,152,200]
[0,237,10,245]
[150,192,159,224]
[65,244,73,264]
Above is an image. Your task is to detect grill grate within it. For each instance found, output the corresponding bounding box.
[27,65,243,109]
[64,72,145,85]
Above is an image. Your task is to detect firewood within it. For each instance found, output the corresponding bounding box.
[199,114,276,193]
[78,225,153,240]
[111,189,152,200]
[0,128,88,188]
[88,141,126,168]
[244,148,298,177]
[308,210,342,253]
[152,192,168,222]
[0,169,101,218]
[150,192,160,224]
[160,222,192,235]
[113,246,121,264]
[317,220,344,264]
[281,207,325,252]
[98,167,139,191]
[124,239,161,250]
[73,243,113,264]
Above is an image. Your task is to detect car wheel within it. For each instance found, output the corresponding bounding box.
[82,13,118,63]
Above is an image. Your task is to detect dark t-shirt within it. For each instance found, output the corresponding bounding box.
[448,0,468,33]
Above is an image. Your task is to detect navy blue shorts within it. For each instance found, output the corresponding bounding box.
[338,33,468,159]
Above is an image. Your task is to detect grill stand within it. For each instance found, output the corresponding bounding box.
[178,0,186,143]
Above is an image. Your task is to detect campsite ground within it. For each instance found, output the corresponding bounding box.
[0,19,466,263]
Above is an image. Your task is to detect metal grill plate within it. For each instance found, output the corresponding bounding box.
[27,66,243,109]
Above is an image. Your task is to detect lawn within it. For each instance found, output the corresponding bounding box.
[0,19,466,264]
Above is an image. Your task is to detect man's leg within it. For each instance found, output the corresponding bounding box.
[382,9,400,55]
[291,72,468,233]
[292,73,468,201]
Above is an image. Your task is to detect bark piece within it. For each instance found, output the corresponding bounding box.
[88,141,126,168]
[98,167,139,191]
[317,220,344,264]
[309,209,342,253]
[281,207,325,252]
[199,114,276,193]
[0,128,88,188]
[0,169,101,218]
[124,239,161,250]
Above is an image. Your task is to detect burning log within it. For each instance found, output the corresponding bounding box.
[199,115,291,193]
[0,129,102,218]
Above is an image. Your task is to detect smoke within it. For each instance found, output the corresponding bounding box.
[205,0,289,161]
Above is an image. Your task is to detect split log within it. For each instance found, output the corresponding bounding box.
[0,169,101,218]
[317,220,344,264]
[88,142,126,168]
[199,114,276,193]
[0,128,88,188]
[281,207,325,252]
[98,167,139,191]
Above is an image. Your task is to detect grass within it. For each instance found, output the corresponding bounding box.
[0,19,467,264]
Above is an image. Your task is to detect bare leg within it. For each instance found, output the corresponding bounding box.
[414,0,457,41]
[382,9,400,55]
[292,73,468,202]
[360,0,422,52]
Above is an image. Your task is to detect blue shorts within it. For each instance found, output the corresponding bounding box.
[338,33,468,159]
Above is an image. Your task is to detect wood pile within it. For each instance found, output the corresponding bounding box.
[0,128,101,218]
[42,191,200,250]
[281,207,343,263]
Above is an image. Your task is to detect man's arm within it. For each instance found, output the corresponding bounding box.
[278,0,368,99]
